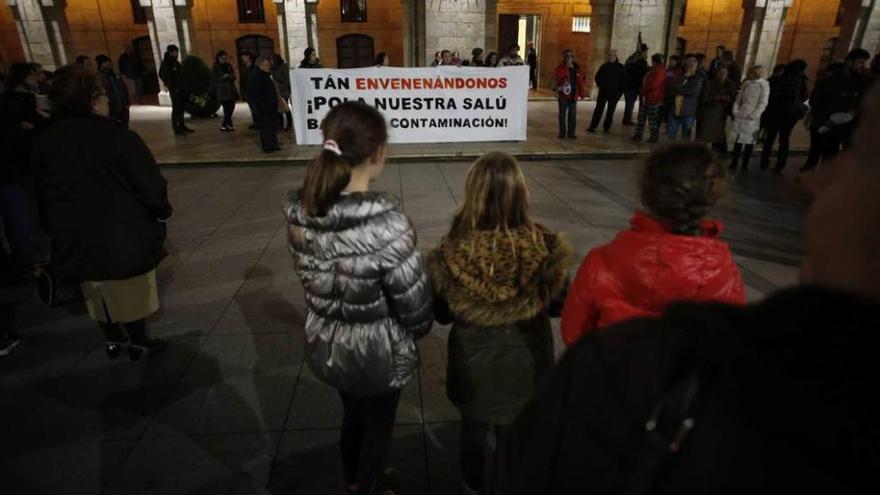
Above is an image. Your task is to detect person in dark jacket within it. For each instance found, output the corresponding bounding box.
[429,152,572,495]
[761,59,809,172]
[272,54,293,131]
[158,44,192,135]
[562,143,744,346]
[498,85,880,495]
[33,66,171,361]
[0,63,42,275]
[470,47,485,67]
[239,51,257,129]
[117,43,144,104]
[667,57,704,140]
[527,43,538,89]
[96,54,131,128]
[588,50,626,133]
[248,57,281,153]
[286,102,432,495]
[299,47,322,69]
[212,50,239,132]
[696,66,736,151]
[622,44,649,125]
[804,48,871,171]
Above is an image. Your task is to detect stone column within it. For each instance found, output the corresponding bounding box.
[837,0,880,56]
[7,0,71,70]
[484,0,497,56]
[588,0,615,97]
[424,0,485,66]
[139,0,192,105]
[275,0,311,68]
[737,0,791,71]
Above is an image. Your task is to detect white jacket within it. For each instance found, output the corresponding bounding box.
[727,78,770,144]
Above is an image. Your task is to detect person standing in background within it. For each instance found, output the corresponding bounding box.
[248,57,281,153]
[239,52,257,129]
[375,52,390,67]
[697,66,736,153]
[470,48,484,67]
[527,42,538,89]
[587,50,626,133]
[666,57,704,141]
[158,44,192,136]
[211,50,239,132]
[554,49,586,139]
[728,66,770,171]
[499,44,525,66]
[631,53,668,143]
[272,54,292,131]
[118,44,144,104]
[484,52,499,68]
[761,60,809,172]
[96,54,131,128]
[622,44,649,126]
[708,45,724,76]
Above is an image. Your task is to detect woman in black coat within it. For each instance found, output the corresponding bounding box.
[588,50,626,133]
[760,59,809,172]
[247,57,281,153]
[33,65,172,360]
[212,50,239,132]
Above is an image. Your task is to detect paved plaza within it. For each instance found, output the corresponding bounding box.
[1,158,809,494]
[131,101,812,165]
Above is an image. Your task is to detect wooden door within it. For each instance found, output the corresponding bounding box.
[498,14,520,55]
[336,34,375,68]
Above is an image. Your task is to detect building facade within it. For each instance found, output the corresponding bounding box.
[3,0,878,100]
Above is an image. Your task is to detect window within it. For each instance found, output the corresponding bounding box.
[336,34,374,68]
[238,0,266,24]
[572,16,590,33]
[236,35,275,64]
[341,0,367,23]
[131,0,147,25]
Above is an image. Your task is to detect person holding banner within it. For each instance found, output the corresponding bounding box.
[248,57,281,153]
[500,44,525,67]
[554,50,586,139]
[299,47,322,69]
[285,101,433,495]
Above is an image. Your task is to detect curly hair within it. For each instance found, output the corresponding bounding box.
[640,143,728,235]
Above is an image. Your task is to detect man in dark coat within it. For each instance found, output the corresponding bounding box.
[498,86,880,495]
[158,44,192,135]
[806,48,871,170]
[117,43,144,103]
[588,50,626,133]
[96,54,131,128]
[761,59,809,172]
[622,44,649,125]
[247,57,280,153]
[239,51,258,129]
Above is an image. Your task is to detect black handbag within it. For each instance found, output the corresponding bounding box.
[35,265,84,307]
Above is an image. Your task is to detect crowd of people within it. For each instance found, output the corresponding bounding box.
[2,39,880,495]
[566,43,880,174]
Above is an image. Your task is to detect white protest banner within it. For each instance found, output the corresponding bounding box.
[290,66,529,145]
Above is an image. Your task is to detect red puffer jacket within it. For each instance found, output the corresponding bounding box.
[640,65,668,105]
[561,210,745,346]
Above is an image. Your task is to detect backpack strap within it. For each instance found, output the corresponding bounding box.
[621,370,701,495]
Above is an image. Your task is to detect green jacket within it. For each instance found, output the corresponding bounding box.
[429,225,572,424]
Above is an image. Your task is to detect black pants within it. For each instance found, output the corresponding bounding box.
[170,91,186,132]
[803,127,823,170]
[221,100,235,127]
[731,142,754,169]
[111,107,130,129]
[461,417,511,491]
[99,318,147,343]
[257,115,279,151]
[588,91,621,131]
[623,88,639,123]
[340,390,401,494]
[761,121,795,170]
[557,98,577,137]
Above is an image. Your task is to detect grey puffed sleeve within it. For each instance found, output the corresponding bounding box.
[378,210,433,338]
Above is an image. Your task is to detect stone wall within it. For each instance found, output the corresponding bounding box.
[64,0,148,65]
[497,0,592,91]
[677,0,742,55]
[316,0,404,68]
[423,0,486,66]
[0,4,25,72]
[777,0,841,80]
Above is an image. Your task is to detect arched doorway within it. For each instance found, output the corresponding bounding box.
[132,36,159,95]
[236,35,275,63]
[336,34,375,68]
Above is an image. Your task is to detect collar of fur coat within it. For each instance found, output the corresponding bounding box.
[429,225,573,327]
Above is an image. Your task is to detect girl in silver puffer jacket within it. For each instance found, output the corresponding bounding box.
[285,101,432,495]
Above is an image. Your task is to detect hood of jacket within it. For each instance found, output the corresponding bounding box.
[429,225,573,327]
[597,210,742,314]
